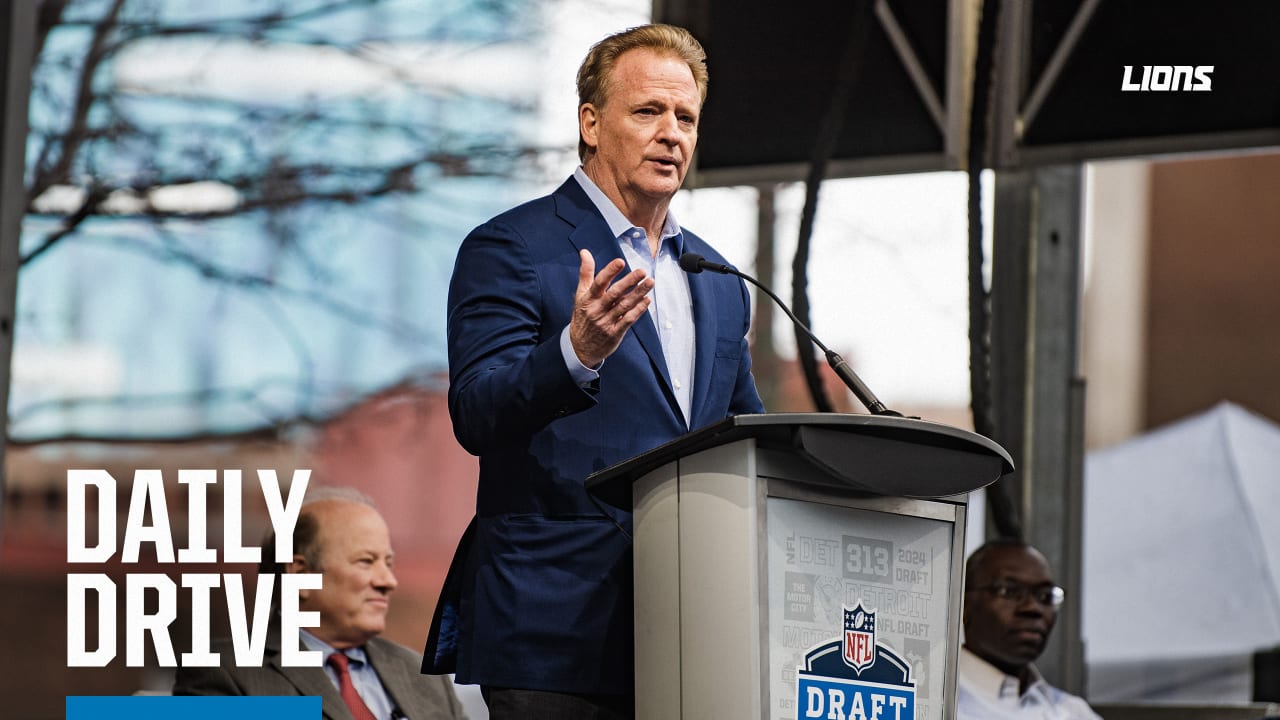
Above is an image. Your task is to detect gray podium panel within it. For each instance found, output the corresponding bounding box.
[764,488,963,720]
[634,439,765,718]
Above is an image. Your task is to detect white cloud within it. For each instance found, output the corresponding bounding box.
[149,181,240,214]
[113,37,542,104]
[12,343,124,398]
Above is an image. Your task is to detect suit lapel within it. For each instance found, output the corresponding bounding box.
[622,298,679,415]
[556,182,684,423]
[264,625,354,720]
[686,260,719,429]
[366,639,422,719]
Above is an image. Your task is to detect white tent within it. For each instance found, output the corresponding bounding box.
[1083,401,1280,703]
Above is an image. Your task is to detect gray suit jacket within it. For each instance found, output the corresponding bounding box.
[174,625,467,720]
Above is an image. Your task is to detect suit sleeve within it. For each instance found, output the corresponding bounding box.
[446,219,596,456]
[729,275,767,415]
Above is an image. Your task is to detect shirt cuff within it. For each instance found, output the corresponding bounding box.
[560,325,601,386]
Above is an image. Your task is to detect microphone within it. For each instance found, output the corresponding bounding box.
[678,253,732,275]
[679,252,900,416]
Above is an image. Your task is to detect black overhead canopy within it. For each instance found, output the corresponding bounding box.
[656,0,1280,186]
[1014,0,1280,164]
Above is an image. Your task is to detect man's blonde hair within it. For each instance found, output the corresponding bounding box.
[575,23,709,161]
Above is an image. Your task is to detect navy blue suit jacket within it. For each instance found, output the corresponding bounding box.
[426,177,763,695]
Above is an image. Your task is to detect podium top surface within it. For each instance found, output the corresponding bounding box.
[585,413,1014,508]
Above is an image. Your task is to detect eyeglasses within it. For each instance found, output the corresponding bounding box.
[968,580,1066,608]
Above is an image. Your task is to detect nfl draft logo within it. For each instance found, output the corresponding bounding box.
[796,602,916,720]
[843,604,877,673]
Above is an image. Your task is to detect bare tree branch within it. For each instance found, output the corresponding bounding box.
[20,184,111,264]
[34,0,72,62]
[27,0,127,205]
[14,0,550,440]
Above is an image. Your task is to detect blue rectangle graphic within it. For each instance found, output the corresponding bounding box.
[797,675,915,720]
[68,696,321,719]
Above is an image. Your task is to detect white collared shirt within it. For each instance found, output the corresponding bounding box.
[957,647,1102,720]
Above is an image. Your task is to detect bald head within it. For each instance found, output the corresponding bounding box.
[287,493,398,649]
[963,539,1061,681]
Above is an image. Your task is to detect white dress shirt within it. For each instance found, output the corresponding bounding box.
[957,647,1102,720]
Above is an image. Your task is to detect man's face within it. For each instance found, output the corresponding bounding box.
[579,48,700,207]
[962,545,1059,674]
[295,501,398,649]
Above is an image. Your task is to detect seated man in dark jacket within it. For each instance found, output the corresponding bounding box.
[175,487,467,720]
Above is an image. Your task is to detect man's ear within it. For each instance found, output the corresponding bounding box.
[579,103,600,152]
[287,554,313,600]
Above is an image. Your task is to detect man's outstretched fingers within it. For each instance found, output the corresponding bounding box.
[576,249,596,298]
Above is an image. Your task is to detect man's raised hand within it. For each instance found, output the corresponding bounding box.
[569,249,654,368]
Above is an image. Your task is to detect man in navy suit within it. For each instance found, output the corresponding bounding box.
[425,23,764,719]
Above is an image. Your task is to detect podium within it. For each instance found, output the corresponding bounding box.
[586,413,1013,720]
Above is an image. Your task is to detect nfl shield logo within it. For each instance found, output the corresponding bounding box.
[842,603,877,674]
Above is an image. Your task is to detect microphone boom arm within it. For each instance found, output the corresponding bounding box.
[680,253,898,416]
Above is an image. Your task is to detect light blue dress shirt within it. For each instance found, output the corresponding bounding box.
[558,168,696,424]
[301,629,398,720]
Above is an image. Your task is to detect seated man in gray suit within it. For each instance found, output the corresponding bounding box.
[175,487,466,720]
